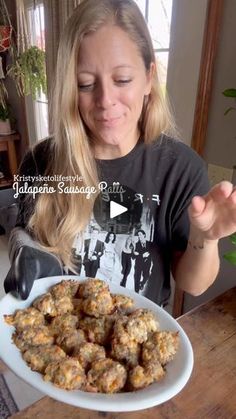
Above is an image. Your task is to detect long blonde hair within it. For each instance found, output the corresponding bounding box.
[29,0,176,268]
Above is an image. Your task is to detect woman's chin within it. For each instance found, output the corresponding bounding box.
[97,135,123,147]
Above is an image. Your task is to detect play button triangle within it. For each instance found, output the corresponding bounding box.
[110,201,128,219]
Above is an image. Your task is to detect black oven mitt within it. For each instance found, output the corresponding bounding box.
[4,227,63,300]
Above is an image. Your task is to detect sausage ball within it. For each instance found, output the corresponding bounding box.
[49,314,79,336]
[33,293,74,317]
[56,328,86,354]
[127,309,159,340]
[82,291,114,318]
[13,325,54,351]
[128,360,165,390]
[23,345,66,373]
[44,358,86,390]
[79,315,114,345]
[50,280,79,299]
[86,358,127,393]
[73,342,106,369]
[33,293,58,317]
[78,278,109,298]
[111,294,134,313]
[111,336,141,367]
[4,307,44,331]
[142,331,179,365]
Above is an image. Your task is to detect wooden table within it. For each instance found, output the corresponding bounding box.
[10,287,236,419]
[0,133,20,187]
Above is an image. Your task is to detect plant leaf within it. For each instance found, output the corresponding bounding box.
[224,251,236,265]
[224,107,236,115]
[222,88,236,97]
[230,233,236,245]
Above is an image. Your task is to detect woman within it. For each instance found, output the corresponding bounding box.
[99,232,117,280]
[120,235,134,287]
[4,0,236,305]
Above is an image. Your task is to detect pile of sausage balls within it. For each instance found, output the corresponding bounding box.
[5,278,179,393]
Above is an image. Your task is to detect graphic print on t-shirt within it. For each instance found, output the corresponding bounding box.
[72,183,161,296]
[16,135,210,306]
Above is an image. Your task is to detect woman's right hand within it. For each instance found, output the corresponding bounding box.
[4,245,63,300]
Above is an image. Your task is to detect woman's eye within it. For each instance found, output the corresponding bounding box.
[116,79,132,85]
[78,83,95,91]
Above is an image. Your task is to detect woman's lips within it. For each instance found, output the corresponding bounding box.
[96,116,121,127]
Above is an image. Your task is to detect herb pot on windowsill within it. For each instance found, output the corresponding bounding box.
[0,117,11,135]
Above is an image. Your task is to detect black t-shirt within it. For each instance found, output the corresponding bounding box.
[15,135,209,305]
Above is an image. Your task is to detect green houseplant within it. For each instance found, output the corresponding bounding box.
[224,233,236,265]
[0,102,10,120]
[1,0,47,102]
[222,88,236,265]
[0,102,11,134]
[0,0,12,108]
[222,88,236,114]
[0,79,8,108]
[7,46,47,99]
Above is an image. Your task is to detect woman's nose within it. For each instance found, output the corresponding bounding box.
[95,81,116,109]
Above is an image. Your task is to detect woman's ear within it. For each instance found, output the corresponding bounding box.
[145,62,156,95]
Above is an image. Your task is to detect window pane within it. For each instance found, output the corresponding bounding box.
[133,1,173,56]
[27,3,45,50]
[26,1,49,141]
[155,51,169,89]
[34,98,49,140]
[148,0,173,50]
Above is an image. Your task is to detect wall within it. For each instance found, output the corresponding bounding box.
[167,0,208,145]
[204,0,236,169]
[184,0,236,312]
[169,0,236,312]
[167,0,236,312]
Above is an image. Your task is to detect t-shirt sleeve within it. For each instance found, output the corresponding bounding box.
[170,145,210,252]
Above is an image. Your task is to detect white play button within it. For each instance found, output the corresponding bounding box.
[110,201,128,219]
[94,184,143,232]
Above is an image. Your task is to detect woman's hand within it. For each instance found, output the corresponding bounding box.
[172,181,235,296]
[188,181,236,241]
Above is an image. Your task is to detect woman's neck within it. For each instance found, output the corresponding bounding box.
[92,129,140,160]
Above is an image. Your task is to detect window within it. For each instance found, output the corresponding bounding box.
[25,1,49,142]
[134,0,173,88]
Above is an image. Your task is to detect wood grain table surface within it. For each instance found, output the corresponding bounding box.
[9,287,236,419]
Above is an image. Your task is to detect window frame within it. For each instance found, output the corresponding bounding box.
[24,0,49,144]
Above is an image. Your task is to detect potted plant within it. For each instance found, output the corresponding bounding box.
[224,233,236,266]
[7,45,47,99]
[0,24,12,52]
[0,78,8,108]
[0,103,11,135]
[222,88,236,114]
[0,0,12,53]
[1,0,47,100]
[0,0,12,108]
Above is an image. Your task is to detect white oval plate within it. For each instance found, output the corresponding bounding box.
[0,276,193,412]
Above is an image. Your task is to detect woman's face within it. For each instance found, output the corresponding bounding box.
[109,233,115,242]
[77,24,153,156]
